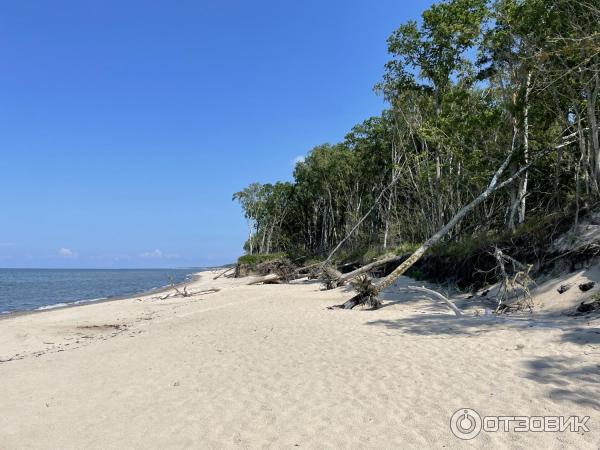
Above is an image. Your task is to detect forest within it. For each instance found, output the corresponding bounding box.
[233,0,600,285]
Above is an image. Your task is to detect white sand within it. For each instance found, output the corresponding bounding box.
[0,269,599,448]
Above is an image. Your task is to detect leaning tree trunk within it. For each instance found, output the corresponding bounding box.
[330,145,531,310]
[322,253,406,289]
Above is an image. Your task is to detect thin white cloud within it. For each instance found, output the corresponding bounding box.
[140,249,162,259]
[58,248,77,258]
[293,155,305,165]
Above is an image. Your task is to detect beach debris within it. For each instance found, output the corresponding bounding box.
[236,257,297,281]
[159,287,220,300]
[255,258,297,282]
[578,281,595,292]
[213,267,234,280]
[246,274,281,285]
[405,285,464,317]
[576,298,600,314]
[480,289,490,297]
[327,275,380,309]
[160,276,194,299]
[557,283,572,294]
[307,267,321,280]
[320,253,408,290]
[492,248,534,313]
[321,264,343,290]
[76,323,127,331]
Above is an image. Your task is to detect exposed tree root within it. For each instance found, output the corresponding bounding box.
[327,276,381,309]
[320,265,344,289]
[492,247,534,313]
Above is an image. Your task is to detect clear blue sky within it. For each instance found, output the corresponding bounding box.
[0,0,433,268]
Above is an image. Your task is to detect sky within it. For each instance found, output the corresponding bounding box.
[0,0,434,268]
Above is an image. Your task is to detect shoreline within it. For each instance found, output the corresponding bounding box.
[0,269,598,448]
[0,270,207,321]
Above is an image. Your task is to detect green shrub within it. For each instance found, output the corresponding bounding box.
[237,252,286,266]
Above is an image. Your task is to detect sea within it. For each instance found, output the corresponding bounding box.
[0,268,202,315]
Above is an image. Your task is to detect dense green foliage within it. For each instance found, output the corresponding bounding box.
[234,0,600,262]
[237,252,287,266]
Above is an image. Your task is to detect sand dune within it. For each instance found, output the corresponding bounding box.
[0,270,599,448]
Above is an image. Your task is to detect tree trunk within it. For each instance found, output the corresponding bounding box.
[323,174,401,264]
[518,72,532,224]
[323,253,407,289]
[507,125,520,230]
[586,81,599,186]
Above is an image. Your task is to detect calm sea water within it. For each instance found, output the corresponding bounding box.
[0,268,201,315]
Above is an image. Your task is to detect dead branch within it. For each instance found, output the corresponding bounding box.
[493,247,534,313]
[158,287,221,300]
[213,267,234,280]
[404,286,464,317]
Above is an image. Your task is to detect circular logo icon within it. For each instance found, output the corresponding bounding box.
[450,408,482,440]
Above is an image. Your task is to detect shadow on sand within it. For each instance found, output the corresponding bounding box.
[365,312,600,411]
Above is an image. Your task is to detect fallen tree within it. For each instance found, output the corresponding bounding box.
[329,143,533,310]
[321,253,406,289]
[246,273,281,285]
[213,267,234,280]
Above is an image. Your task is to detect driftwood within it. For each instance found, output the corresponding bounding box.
[403,286,463,317]
[322,254,406,289]
[327,283,464,315]
[321,265,344,289]
[213,267,234,280]
[162,276,193,299]
[256,258,296,282]
[493,247,534,313]
[159,287,221,300]
[246,274,281,285]
[327,275,379,309]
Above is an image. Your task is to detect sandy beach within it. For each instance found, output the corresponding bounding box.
[1,269,599,448]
